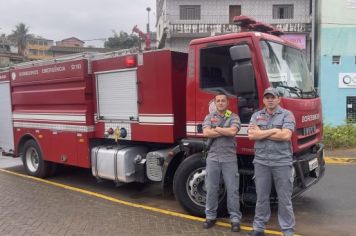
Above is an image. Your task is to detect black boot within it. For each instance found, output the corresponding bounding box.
[203,219,217,229]
[246,230,265,236]
[231,222,240,232]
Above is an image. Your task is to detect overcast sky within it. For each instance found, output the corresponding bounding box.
[0,0,156,47]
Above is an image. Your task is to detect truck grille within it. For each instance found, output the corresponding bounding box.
[298,134,317,146]
[297,124,320,146]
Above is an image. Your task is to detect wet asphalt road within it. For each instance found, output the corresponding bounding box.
[1,154,355,236]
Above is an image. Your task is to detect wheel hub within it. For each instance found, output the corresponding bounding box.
[186,168,226,207]
[26,147,39,173]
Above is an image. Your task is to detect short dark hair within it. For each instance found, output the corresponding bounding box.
[215,90,228,99]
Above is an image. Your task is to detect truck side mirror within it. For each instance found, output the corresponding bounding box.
[229,45,255,95]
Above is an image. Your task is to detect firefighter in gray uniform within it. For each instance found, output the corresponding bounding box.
[247,87,296,236]
[202,92,242,232]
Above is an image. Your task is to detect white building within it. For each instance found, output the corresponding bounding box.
[156,0,312,64]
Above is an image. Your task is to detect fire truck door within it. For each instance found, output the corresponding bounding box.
[0,80,14,153]
[195,39,258,131]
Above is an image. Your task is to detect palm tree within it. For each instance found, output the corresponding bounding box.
[8,23,32,56]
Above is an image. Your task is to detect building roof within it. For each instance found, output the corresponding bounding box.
[33,36,53,41]
[0,52,24,59]
[48,46,114,53]
[60,37,85,43]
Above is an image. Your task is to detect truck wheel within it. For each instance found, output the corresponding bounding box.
[22,140,51,178]
[173,153,227,217]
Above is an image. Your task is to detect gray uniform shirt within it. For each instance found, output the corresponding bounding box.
[202,111,241,162]
[249,106,296,166]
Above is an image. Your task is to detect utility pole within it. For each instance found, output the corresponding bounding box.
[146,7,151,35]
[311,0,316,89]
[146,7,152,50]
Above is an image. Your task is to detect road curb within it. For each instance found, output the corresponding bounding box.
[325,157,356,164]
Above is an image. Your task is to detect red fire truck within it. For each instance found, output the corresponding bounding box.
[0,19,325,216]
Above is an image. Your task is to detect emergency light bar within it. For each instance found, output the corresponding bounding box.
[233,15,284,36]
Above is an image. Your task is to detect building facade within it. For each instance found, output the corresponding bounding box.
[56,37,85,47]
[0,35,23,68]
[317,0,356,125]
[48,37,114,57]
[0,35,17,54]
[25,36,54,60]
[48,45,112,57]
[156,0,312,64]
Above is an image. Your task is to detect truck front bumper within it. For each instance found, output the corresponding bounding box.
[292,143,325,198]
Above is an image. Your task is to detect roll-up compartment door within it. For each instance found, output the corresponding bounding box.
[96,69,138,120]
[0,81,14,153]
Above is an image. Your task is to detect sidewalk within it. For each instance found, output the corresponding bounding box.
[325,148,356,158]
[0,170,236,236]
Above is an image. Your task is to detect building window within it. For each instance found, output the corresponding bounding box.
[229,5,241,24]
[180,5,201,20]
[273,5,294,19]
[332,55,341,64]
[29,49,38,55]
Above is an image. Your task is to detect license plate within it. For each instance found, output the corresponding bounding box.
[303,125,316,136]
[309,158,319,171]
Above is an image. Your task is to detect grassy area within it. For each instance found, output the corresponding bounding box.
[323,122,356,149]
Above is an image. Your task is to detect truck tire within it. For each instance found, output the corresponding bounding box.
[22,139,52,178]
[173,153,227,217]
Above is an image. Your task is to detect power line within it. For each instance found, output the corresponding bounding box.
[82,38,107,42]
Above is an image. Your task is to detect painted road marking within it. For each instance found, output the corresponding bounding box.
[0,168,300,236]
[325,157,356,165]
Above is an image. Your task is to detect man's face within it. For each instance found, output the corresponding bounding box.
[263,94,280,110]
[215,95,228,112]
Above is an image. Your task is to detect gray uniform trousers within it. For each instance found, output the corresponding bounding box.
[205,159,242,223]
[253,163,295,235]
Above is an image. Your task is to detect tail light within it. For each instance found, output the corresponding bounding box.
[125,55,137,68]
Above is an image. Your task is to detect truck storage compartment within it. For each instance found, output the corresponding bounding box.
[0,72,14,154]
[92,50,187,144]
[91,145,147,183]
[10,58,94,166]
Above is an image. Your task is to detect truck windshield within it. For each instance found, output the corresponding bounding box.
[260,40,317,98]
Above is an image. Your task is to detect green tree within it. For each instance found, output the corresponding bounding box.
[104,30,139,49]
[8,23,32,56]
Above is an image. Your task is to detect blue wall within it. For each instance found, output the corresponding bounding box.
[319,27,356,126]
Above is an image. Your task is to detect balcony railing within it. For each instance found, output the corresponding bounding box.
[170,24,240,36]
[164,14,311,37]
[169,22,311,37]
[167,14,311,25]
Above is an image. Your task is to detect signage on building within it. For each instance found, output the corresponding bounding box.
[281,34,306,49]
[170,24,240,34]
[339,73,356,88]
[272,23,307,32]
